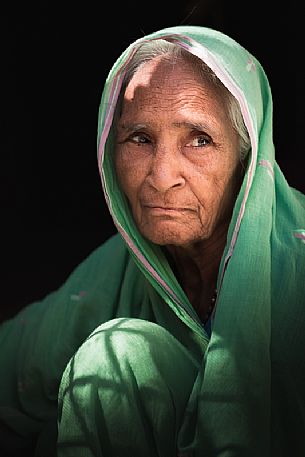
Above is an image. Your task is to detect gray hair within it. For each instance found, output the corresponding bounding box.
[117,39,251,161]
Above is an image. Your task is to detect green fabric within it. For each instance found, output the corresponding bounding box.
[57,318,201,457]
[0,235,205,457]
[0,25,304,456]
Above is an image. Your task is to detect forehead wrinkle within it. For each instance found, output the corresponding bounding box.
[120,69,228,135]
[123,82,223,117]
[128,85,213,103]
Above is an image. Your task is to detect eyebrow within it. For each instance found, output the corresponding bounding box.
[171,121,211,131]
[118,123,148,133]
[118,120,212,133]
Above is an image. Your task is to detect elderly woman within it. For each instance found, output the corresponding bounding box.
[0,26,304,457]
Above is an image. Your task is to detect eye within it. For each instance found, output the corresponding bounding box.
[128,134,151,145]
[186,135,211,148]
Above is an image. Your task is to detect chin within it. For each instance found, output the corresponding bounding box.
[140,225,204,247]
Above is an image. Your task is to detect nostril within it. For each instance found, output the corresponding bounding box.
[146,154,186,192]
[147,172,185,192]
[173,181,184,188]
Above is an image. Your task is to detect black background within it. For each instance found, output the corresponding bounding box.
[1,1,302,321]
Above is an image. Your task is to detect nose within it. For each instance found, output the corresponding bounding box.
[146,151,185,193]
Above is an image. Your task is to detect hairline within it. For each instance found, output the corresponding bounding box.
[114,39,251,161]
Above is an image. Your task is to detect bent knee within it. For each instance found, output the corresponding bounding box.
[61,318,181,378]
[59,317,198,393]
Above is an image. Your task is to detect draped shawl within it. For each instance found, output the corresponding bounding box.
[97,25,305,456]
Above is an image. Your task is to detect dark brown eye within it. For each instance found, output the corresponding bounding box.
[186,136,210,147]
[129,134,150,144]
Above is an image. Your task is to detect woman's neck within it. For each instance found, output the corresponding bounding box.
[165,223,228,320]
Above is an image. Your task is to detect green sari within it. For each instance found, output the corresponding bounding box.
[1,25,304,457]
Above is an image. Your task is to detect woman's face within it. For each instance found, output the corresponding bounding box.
[115,55,243,248]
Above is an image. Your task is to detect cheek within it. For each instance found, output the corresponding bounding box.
[189,167,224,202]
[210,162,242,215]
[193,160,240,213]
[115,151,145,203]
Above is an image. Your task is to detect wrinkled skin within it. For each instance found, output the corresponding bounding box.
[115,54,244,315]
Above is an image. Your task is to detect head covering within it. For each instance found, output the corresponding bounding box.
[97,26,305,455]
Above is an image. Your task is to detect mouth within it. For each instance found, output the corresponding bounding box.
[143,205,193,215]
